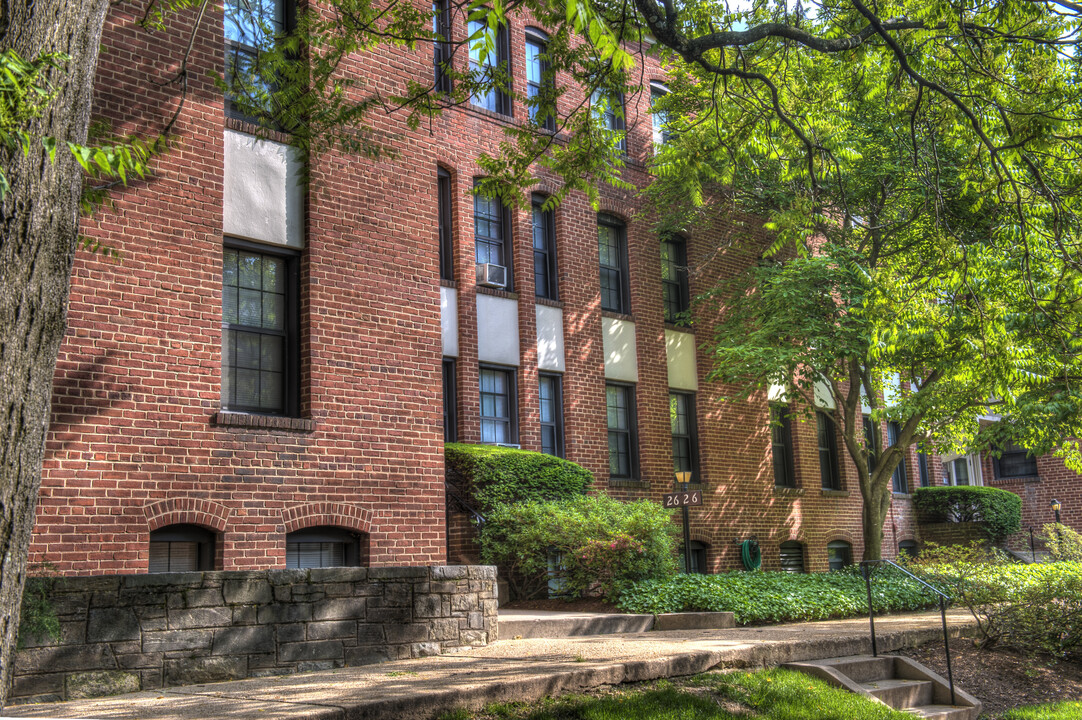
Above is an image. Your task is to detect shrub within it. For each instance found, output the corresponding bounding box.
[444,443,592,514]
[912,485,1022,539]
[479,495,678,601]
[618,567,936,623]
[18,574,60,649]
[1042,523,1082,562]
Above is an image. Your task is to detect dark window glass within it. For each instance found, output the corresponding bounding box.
[442,358,457,442]
[438,168,453,281]
[994,441,1039,478]
[670,392,700,479]
[433,0,452,93]
[224,0,294,124]
[286,527,362,568]
[771,405,795,488]
[532,196,558,299]
[679,541,707,574]
[899,540,919,559]
[606,383,638,480]
[827,540,852,571]
[474,187,511,287]
[949,457,970,486]
[779,541,805,573]
[525,29,555,131]
[889,421,907,493]
[650,82,671,145]
[468,19,511,115]
[863,416,879,474]
[817,411,841,490]
[592,89,626,152]
[222,242,298,415]
[149,525,215,573]
[918,451,932,487]
[598,216,629,314]
[480,366,515,444]
[660,237,690,324]
[539,373,564,457]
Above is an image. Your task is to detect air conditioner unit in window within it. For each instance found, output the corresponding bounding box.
[476,263,508,289]
[494,443,521,449]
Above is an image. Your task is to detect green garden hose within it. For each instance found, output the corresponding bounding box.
[740,539,762,570]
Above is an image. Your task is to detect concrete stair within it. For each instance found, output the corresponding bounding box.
[782,655,981,720]
[497,610,735,639]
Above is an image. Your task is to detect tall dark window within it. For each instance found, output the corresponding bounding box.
[474,187,512,287]
[480,366,516,444]
[224,0,295,124]
[888,421,907,493]
[943,457,971,486]
[438,168,454,281]
[286,527,362,568]
[525,29,555,131]
[222,241,299,416]
[994,441,1039,479]
[918,451,932,487]
[670,392,700,479]
[817,411,841,490]
[827,540,852,571]
[442,358,457,442]
[468,19,511,115]
[863,416,880,474]
[532,196,558,299]
[149,525,216,573]
[539,373,564,457]
[650,82,671,146]
[433,0,452,93]
[660,236,690,324]
[771,405,796,488]
[592,89,626,152]
[606,383,638,480]
[598,215,629,314]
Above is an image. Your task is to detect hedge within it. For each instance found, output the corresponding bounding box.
[912,485,1022,539]
[444,443,592,514]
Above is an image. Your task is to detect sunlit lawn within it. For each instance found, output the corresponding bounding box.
[996,702,1082,720]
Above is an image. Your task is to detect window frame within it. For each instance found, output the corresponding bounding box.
[592,89,627,153]
[779,540,805,573]
[660,235,690,325]
[524,28,555,131]
[479,364,517,445]
[438,168,454,281]
[532,194,558,300]
[816,410,841,491]
[598,214,630,314]
[827,540,853,571]
[442,358,457,442]
[473,184,513,289]
[650,81,672,146]
[606,382,639,482]
[993,441,1039,479]
[433,0,453,94]
[468,18,512,116]
[224,0,297,126]
[149,524,216,573]
[538,372,564,457]
[221,238,301,417]
[888,421,908,494]
[917,450,932,487]
[771,404,796,488]
[285,526,363,568]
[862,416,880,474]
[669,391,701,482]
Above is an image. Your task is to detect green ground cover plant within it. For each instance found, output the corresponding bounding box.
[997,701,1082,720]
[444,443,592,514]
[618,568,935,623]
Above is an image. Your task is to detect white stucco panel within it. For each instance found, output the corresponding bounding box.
[665,330,697,391]
[814,379,836,409]
[767,384,788,402]
[477,294,520,366]
[536,305,565,372]
[603,317,638,382]
[223,130,304,249]
[884,372,903,407]
[441,286,459,358]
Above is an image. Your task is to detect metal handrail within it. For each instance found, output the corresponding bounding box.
[445,482,486,525]
[860,559,956,706]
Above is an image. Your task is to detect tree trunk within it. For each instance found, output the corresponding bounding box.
[860,474,891,561]
[0,0,109,706]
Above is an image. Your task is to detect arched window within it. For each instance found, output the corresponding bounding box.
[827,540,852,571]
[898,540,919,559]
[286,526,363,568]
[780,541,805,573]
[149,524,216,573]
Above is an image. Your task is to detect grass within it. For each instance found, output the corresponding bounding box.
[437,669,912,720]
[996,702,1082,720]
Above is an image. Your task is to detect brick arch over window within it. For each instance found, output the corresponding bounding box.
[281,503,372,535]
[144,498,231,533]
[595,202,633,224]
[824,530,857,545]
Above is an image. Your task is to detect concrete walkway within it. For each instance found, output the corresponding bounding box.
[3,610,976,720]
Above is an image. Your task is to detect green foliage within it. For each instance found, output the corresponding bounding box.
[479,495,677,601]
[999,702,1082,720]
[17,575,60,649]
[912,487,1023,540]
[444,443,592,514]
[1042,523,1082,563]
[618,568,936,623]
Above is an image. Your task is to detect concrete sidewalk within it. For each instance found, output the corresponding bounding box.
[3,610,976,720]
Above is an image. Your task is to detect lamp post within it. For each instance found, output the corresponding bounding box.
[676,471,693,574]
[1052,498,1062,525]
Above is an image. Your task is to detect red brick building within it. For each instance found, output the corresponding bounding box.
[33,0,1057,579]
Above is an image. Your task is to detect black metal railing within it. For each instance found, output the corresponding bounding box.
[860,559,956,706]
[445,482,486,525]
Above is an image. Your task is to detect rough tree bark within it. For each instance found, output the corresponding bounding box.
[0,0,109,706]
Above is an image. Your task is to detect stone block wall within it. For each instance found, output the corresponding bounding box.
[12,566,497,705]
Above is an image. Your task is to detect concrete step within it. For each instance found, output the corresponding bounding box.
[787,655,895,683]
[498,611,654,639]
[860,678,933,709]
[905,704,977,719]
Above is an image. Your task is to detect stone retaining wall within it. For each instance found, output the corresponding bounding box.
[13,566,497,704]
